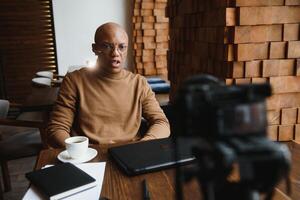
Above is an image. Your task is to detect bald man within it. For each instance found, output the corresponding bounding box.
[47,23,170,148]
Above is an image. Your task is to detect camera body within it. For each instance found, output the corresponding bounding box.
[173,75,291,200]
[174,75,271,139]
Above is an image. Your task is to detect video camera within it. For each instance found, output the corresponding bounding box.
[173,74,291,200]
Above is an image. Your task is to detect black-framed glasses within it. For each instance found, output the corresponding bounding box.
[95,42,128,54]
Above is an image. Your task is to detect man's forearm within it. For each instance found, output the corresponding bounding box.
[46,73,77,148]
[47,111,73,148]
[47,129,70,148]
[141,119,170,141]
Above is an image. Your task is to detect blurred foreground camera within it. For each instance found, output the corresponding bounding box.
[173,74,291,200]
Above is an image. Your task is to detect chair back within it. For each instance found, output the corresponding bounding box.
[0,99,9,118]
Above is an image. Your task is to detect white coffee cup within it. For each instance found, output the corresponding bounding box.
[65,136,89,159]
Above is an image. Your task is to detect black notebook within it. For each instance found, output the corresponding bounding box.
[26,163,97,200]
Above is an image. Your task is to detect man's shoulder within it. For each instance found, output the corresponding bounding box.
[65,67,89,80]
[124,69,147,83]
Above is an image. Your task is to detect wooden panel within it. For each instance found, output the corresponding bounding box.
[167,1,300,141]
[239,6,300,25]
[0,0,57,102]
[133,0,168,76]
[278,125,294,141]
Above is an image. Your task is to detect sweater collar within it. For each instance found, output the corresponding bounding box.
[93,61,126,80]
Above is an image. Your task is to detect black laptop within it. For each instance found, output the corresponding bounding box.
[108,138,196,175]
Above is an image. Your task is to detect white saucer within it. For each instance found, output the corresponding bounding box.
[36,71,53,79]
[57,148,98,164]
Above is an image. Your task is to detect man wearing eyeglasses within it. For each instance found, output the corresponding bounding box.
[47,22,170,148]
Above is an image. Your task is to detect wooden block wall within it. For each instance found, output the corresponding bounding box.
[166,0,300,142]
[133,0,169,76]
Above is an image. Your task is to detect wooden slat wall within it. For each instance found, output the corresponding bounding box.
[166,0,300,141]
[132,0,169,76]
[0,0,57,102]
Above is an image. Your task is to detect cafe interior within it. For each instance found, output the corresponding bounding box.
[0,0,300,199]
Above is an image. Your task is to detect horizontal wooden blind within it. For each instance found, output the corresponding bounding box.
[0,0,57,102]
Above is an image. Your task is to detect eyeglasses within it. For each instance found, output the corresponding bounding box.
[95,42,128,54]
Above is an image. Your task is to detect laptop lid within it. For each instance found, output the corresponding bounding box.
[108,138,196,176]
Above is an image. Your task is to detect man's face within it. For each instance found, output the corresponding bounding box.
[92,27,128,74]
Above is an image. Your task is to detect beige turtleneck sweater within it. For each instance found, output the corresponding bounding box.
[47,67,170,147]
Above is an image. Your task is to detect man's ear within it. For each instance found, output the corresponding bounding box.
[92,43,98,55]
[92,43,101,56]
